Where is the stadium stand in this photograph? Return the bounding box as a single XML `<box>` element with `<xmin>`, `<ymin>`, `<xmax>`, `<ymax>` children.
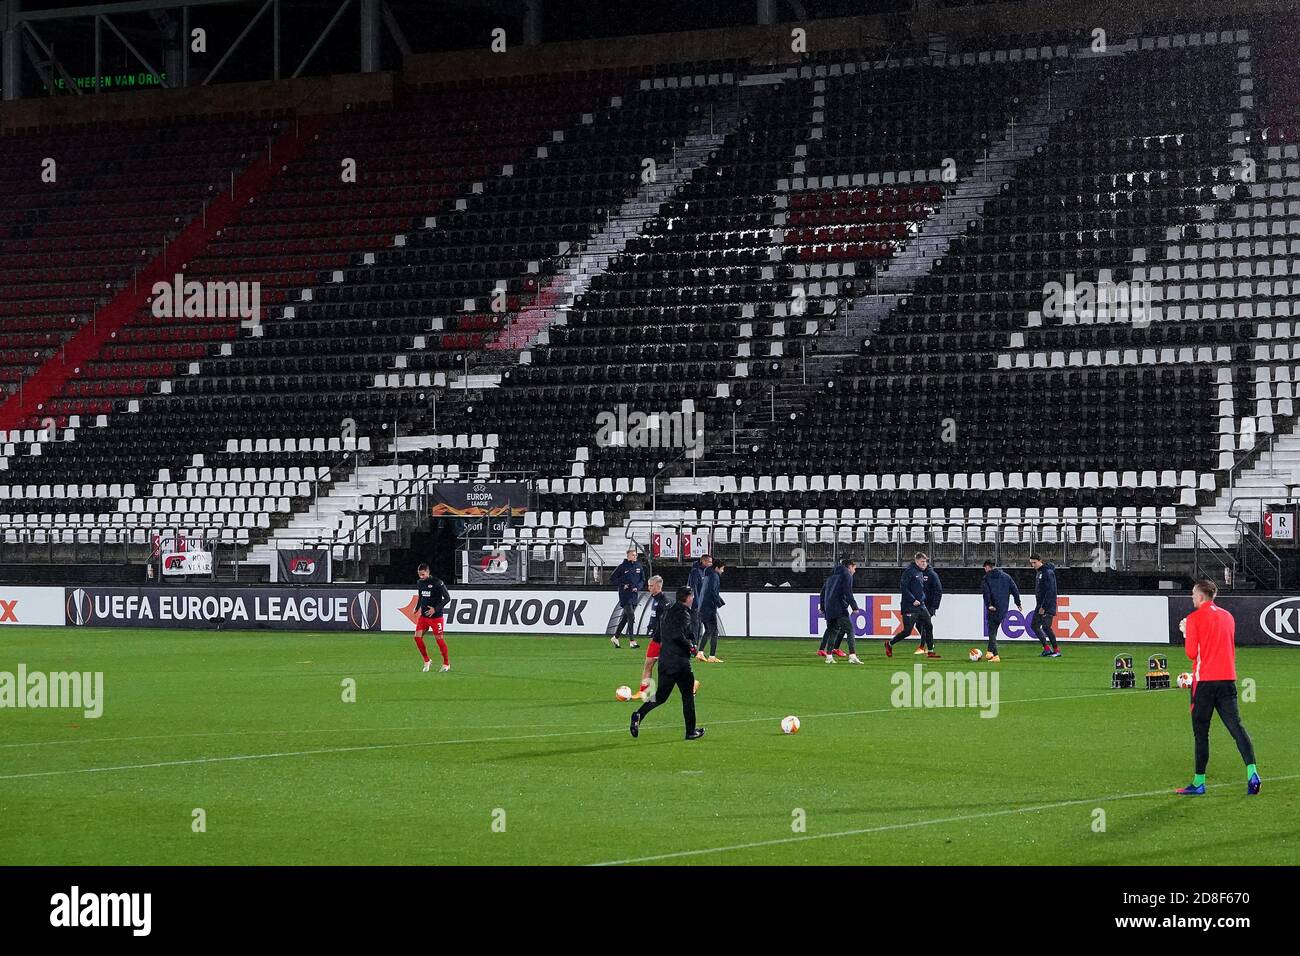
<box><xmin>2</xmin><ymin>5</ymin><xmax>1299</xmax><ymax>590</ymax></box>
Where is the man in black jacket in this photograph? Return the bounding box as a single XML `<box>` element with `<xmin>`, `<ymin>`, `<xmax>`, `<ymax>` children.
<box><xmin>696</xmin><ymin>560</ymin><xmax>726</xmax><ymax>663</ymax></box>
<box><xmin>980</xmin><ymin>559</ymin><xmax>1022</xmax><ymax>662</ymax></box>
<box><xmin>885</xmin><ymin>552</ymin><xmax>942</xmax><ymax>659</ymax></box>
<box><xmin>687</xmin><ymin>554</ymin><xmax>712</xmax><ymax>648</ymax></box>
<box><xmin>1029</xmin><ymin>554</ymin><xmax>1062</xmax><ymax>657</ymax></box>
<box><xmin>630</xmin><ymin>586</ymin><xmax>705</xmax><ymax>741</ymax></box>
<box><xmin>610</xmin><ymin>548</ymin><xmax>646</xmax><ymax>649</ymax></box>
<box><xmin>819</xmin><ymin>557</ymin><xmax>862</xmax><ymax>663</ymax></box>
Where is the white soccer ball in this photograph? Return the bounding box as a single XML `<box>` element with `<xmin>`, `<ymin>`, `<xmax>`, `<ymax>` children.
<box><xmin>781</xmin><ymin>715</ymin><xmax>801</xmax><ymax>735</ymax></box>
<box><xmin>968</xmin><ymin>648</ymin><xmax>983</xmax><ymax>662</ymax></box>
<box><xmin>615</xmin><ymin>685</ymin><xmax>633</xmax><ymax>701</ymax></box>
<box><xmin>1177</xmin><ymin>673</ymin><xmax>1193</xmax><ymax>689</ymax></box>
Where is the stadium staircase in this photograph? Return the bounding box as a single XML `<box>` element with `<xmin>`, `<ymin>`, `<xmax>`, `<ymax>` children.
<box><xmin>1175</xmin><ymin>434</ymin><xmax>1300</xmax><ymax>546</ymax></box>
<box><xmin>718</xmin><ymin>54</ymin><xmax>1105</xmax><ymax>448</ymax></box>
<box><xmin>491</xmin><ymin>92</ymin><xmax>755</xmax><ymax>353</ymax></box>
<box><xmin>242</xmin><ymin>432</ymin><xmax>500</xmax><ymax>578</ymax></box>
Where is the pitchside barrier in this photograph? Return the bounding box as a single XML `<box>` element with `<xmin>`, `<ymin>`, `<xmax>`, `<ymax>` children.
<box><xmin>0</xmin><ymin>585</ymin><xmax>1295</xmax><ymax>648</ymax></box>
<box><xmin>1167</xmin><ymin>594</ymin><xmax>1300</xmax><ymax>647</ymax></box>
<box><xmin>59</xmin><ymin>586</ymin><xmax>381</xmax><ymax>631</ymax></box>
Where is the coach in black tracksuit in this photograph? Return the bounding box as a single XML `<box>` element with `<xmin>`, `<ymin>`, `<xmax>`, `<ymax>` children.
<box><xmin>630</xmin><ymin>586</ymin><xmax>705</xmax><ymax>741</ymax></box>
<box><xmin>981</xmin><ymin>560</ymin><xmax>1022</xmax><ymax>657</ymax></box>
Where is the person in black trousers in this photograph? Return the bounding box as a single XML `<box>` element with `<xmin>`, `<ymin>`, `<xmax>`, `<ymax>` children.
<box><xmin>630</xmin><ymin>586</ymin><xmax>705</xmax><ymax>741</ymax></box>
<box><xmin>980</xmin><ymin>559</ymin><xmax>1022</xmax><ymax>662</ymax></box>
<box><xmin>884</xmin><ymin>552</ymin><xmax>942</xmax><ymax>659</ymax></box>
<box><xmin>687</xmin><ymin>554</ymin><xmax>711</xmax><ymax>648</ymax></box>
<box><xmin>819</xmin><ymin>557</ymin><xmax>862</xmax><ymax>663</ymax></box>
<box><xmin>609</xmin><ymin>547</ymin><xmax>645</xmax><ymax>649</ymax></box>
<box><xmin>1175</xmin><ymin>580</ymin><xmax>1261</xmax><ymax>796</ymax></box>
<box><xmin>1028</xmin><ymin>553</ymin><xmax>1061</xmax><ymax>657</ymax></box>
<box><xmin>696</xmin><ymin>560</ymin><xmax>726</xmax><ymax>662</ymax></box>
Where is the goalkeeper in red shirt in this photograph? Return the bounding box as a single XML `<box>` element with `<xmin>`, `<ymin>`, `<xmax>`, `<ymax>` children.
<box><xmin>1175</xmin><ymin>580</ymin><xmax>1260</xmax><ymax>795</ymax></box>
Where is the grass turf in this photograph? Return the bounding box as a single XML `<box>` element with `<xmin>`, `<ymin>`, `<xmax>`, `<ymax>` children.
<box><xmin>0</xmin><ymin>627</ymin><xmax>1295</xmax><ymax>865</ymax></box>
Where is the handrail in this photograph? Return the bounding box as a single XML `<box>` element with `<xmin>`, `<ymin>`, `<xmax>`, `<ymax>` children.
<box><xmin>526</xmin><ymin>512</ymin><xmax>1168</xmax><ymax>575</ymax></box>
<box><xmin>1235</xmin><ymin>518</ymin><xmax>1282</xmax><ymax>590</ymax></box>
<box><xmin>321</xmin><ymin>464</ymin><xmax>540</xmax><ymax>576</ymax></box>
<box><xmin>585</xmin><ymin>546</ymin><xmax>606</xmax><ymax>585</ymax></box>
<box><xmin>650</xmin><ymin>446</ymin><xmax>701</xmax><ymax>514</ymax></box>
<box><xmin>1227</xmin><ymin>431</ymin><xmax>1277</xmax><ymax>490</ymax></box>
<box><xmin>614</xmin><ymin>513</ymin><xmax>1171</xmax><ymax>530</ymax></box>
<box><xmin>1227</xmin><ymin>494</ymin><xmax>1300</xmax><ymax>524</ymax></box>
<box><xmin>1189</xmin><ymin>518</ymin><xmax>1236</xmax><ymax>587</ymax></box>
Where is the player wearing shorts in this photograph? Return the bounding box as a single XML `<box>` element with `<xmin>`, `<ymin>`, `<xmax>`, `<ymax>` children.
<box><xmin>414</xmin><ymin>563</ymin><xmax>451</xmax><ymax>673</ymax></box>
<box><xmin>629</xmin><ymin>586</ymin><xmax>705</xmax><ymax>742</ymax></box>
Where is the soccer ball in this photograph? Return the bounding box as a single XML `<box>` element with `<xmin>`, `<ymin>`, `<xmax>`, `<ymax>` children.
<box><xmin>968</xmin><ymin>648</ymin><xmax>983</xmax><ymax>662</ymax></box>
<box><xmin>1177</xmin><ymin>673</ymin><xmax>1193</xmax><ymax>689</ymax></box>
<box><xmin>781</xmin><ymin>715</ymin><xmax>801</xmax><ymax>735</ymax></box>
<box><xmin>615</xmin><ymin>685</ymin><xmax>633</xmax><ymax>701</ymax></box>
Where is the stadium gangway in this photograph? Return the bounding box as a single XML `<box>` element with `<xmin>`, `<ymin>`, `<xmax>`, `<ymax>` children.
<box><xmin>268</xmin><ymin>466</ymin><xmax>542</xmax><ymax>582</ymax></box>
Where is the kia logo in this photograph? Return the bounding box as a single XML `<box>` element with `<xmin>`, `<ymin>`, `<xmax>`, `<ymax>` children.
<box><xmin>349</xmin><ymin>591</ymin><xmax>379</xmax><ymax>631</ymax></box>
<box><xmin>66</xmin><ymin>588</ymin><xmax>93</xmax><ymax>626</ymax></box>
<box><xmin>1259</xmin><ymin>597</ymin><xmax>1300</xmax><ymax>645</ymax></box>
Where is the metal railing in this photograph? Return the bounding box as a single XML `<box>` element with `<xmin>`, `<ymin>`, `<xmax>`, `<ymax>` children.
<box><xmin>292</xmin><ymin>467</ymin><xmax>540</xmax><ymax>581</ymax></box>
<box><xmin>1190</xmin><ymin>519</ymin><xmax>1236</xmax><ymax>590</ymax></box>
<box><xmin>1236</xmin><ymin>517</ymin><xmax>1283</xmax><ymax>590</ymax></box>
<box><xmin>1227</xmin><ymin>495</ymin><xmax>1300</xmax><ymax>525</ymax></box>
<box><xmin>1227</xmin><ymin>431</ymin><xmax>1277</xmax><ymax>490</ymax></box>
<box><xmin>597</xmin><ymin>514</ymin><xmax>1170</xmax><ymax>572</ymax></box>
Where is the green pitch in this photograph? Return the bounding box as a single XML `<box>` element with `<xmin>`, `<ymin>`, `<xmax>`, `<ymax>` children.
<box><xmin>0</xmin><ymin>628</ymin><xmax>1295</xmax><ymax>865</ymax></box>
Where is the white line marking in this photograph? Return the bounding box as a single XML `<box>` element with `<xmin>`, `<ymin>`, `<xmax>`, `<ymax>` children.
<box><xmin>0</xmin><ymin>689</ymin><xmax>1138</xmax><ymax>781</ymax></box>
<box><xmin>0</xmin><ymin>725</ymin><xmax>441</xmax><ymax>750</ymax></box>
<box><xmin>588</xmin><ymin>774</ymin><xmax>1300</xmax><ymax>866</ymax></box>
<box><xmin>0</xmin><ymin>690</ymin><xmax>1123</xmax><ymax>753</ymax></box>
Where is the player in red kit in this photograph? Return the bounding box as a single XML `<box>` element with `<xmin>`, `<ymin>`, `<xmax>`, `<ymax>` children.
<box><xmin>1175</xmin><ymin>579</ymin><xmax>1260</xmax><ymax>795</ymax></box>
<box><xmin>414</xmin><ymin>563</ymin><xmax>451</xmax><ymax>673</ymax></box>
